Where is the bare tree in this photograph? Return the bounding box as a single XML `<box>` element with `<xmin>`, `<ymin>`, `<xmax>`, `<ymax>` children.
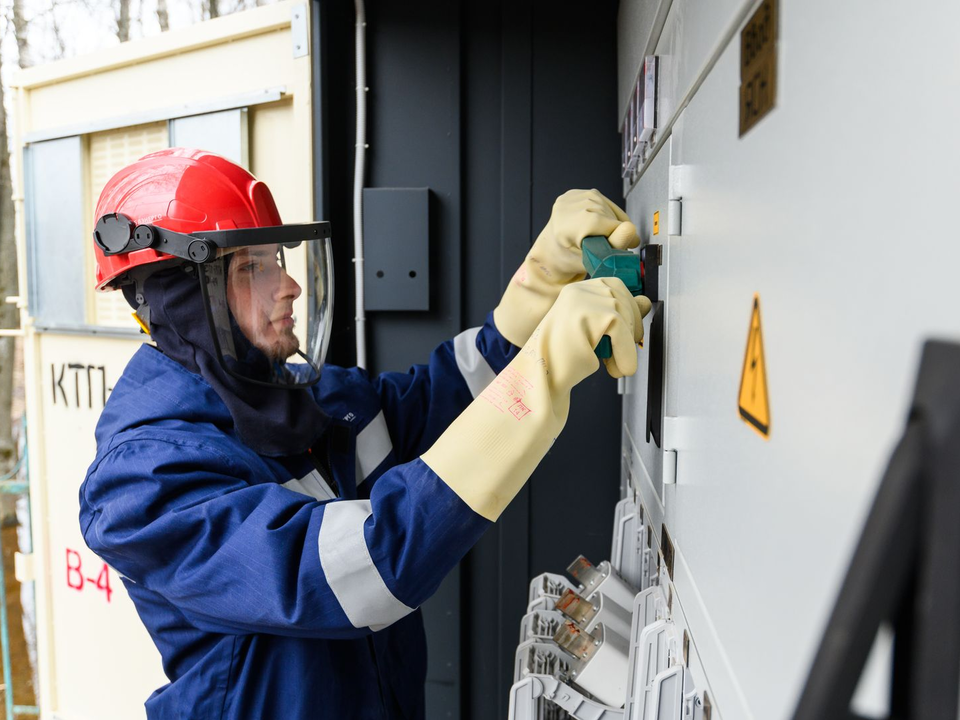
<box><xmin>117</xmin><ymin>0</ymin><xmax>131</xmax><ymax>42</ymax></box>
<box><xmin>205</xmin><ymin>0</ymin><xmax>220</xmax><ymax>19</ymax></box>
<box><xmin>12</xmin><ymin>0</ymin><xmax>30</xmax><ymax>68</ymax></box>
<box><xmin>0</xmin><ymin>35</ymin><xmax>19</xmax><ymax>471</ymax></box>
<box><xmin>156</xmin><ymin>0</ymin><xmax>170</xmax><ymax>31</ymax></box>
<box><xmin>50</xmin><ymin>6</ymin><xmax>67</xmax><ymax>58</ymax></box>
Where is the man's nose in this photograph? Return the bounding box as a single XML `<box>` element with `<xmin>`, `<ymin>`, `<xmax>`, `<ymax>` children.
<box><xmin>275</xmin><ymin>268</ymin><xmax>302</xmax><ymax>301</ymax></box>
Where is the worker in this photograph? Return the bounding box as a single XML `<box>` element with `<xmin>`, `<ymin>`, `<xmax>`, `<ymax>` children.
<box><xmin>79</xmin><ymin>148</ymin><xmax>650</xmax><ymax>719</ymax></box>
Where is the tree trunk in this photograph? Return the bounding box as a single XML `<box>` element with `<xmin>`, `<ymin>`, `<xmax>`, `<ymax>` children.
<box><xmin>117</xmin><ymin>0</ymin><xmax>131</xmax><ymax>42</ymax></box>
<box><xmin>156</xmin><ymin>0</ymin><xmax>170</xmax><ymax>31</ymax></box>
<box><xmin>207</xmin><ymin>0</ymin><xmax>220</xmax><ymax>20</ymax></box>
<box><xmin>0</xmin><ymin>47</ymin><xmax>18</xmax><ymax>473</ymax></box>
<box><xmin>12</xmin><ymin>0</ymin><xmax>29</xmax><ymax>68</ymax></box>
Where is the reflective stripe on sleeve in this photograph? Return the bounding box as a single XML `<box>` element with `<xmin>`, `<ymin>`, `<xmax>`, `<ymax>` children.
<box><xmin>453</xmin><ymin>326</ymin><xmax>496</xmax><ymax>399</ymax></box>
<box><xmin>317</xmin><ymin>499</ymin><xmax>415</xmax><ymax>631</ymax></box>
<box><xmin>356</xmin><ymin>411</ymin><xmax>393</xmax><ymax>485</ymax></box>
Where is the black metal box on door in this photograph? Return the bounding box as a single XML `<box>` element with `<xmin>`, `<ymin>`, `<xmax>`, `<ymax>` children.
<box><xmin>362</xmin><ymin>187</ymin><xmax>431</xmax><ymax>311</ymax></box>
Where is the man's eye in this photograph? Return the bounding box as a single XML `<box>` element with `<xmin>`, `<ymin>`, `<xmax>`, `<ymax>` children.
<box><xmin>238</xmin><ymin>262</ymin><xmax>260</xmax><ymax>273</ymax></box>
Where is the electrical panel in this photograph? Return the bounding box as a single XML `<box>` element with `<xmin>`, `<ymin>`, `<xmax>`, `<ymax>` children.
<box><xmin>508</xmin><ymin>489</ymin><xmax>711</xmax><ymax>720</ymax></box>
<box><xmin>603</xmin><ymin>0</ymin><xmax>960</xmax><ymax>717</ymax></box>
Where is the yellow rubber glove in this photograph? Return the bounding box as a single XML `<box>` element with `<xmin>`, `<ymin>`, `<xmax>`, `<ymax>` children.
<box><xmin>493</xmin><ymin>189</ymin><xmax>640</xmax><ymax>348</ymax></box>
<box><xmin>423</xmin><ymin>278</ymin><xmax>652</xmax><ymax>521</ymax></box>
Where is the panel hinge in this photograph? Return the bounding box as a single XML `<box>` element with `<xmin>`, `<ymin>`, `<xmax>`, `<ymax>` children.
<box><xmin>668</xmin><ymin>198</ymin><xmax>682</xmax><ymax>236</ymax></box>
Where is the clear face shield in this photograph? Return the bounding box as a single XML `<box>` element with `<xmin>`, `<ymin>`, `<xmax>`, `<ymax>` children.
<box><xmin>198</xmin><ymin>236</ymin><xmax>334</xmax><ymax>387</ymax></box>
<box><xmin>94</xmin><ymin>215</ymin><xmax>334</xmax><ymax>388</ymax></box>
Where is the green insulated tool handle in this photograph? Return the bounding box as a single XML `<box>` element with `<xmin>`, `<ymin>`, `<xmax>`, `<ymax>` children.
<box><xmin>581</xmin><ymin>235</ymin><xmax>644</xmax><ymax>359</ymax></box>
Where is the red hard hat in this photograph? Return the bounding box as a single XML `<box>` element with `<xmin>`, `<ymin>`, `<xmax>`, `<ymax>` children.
<box><xmin>93</xmin><ymin>148</ymin><xmax>283</xmax><ymax>291</ymax></box>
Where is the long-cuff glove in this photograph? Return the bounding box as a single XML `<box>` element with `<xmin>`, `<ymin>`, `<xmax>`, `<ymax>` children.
<box><xmin>493</xmin><ymin>189</ymin><xmax>640</xmax><ymax>348</ymax></box>
<box><xmin>424</xmin><ymin>278</ymin><xmax>653</xmax><ymax>521</ymax></box>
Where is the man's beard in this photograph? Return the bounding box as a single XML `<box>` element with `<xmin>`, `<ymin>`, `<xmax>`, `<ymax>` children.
<box><xmin>269</xmin><ymin>329</ymin><xmax>301</xmax><ymax>362</ymax></box>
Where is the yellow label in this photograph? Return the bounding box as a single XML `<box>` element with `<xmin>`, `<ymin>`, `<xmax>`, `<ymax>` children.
<box><xmin>653</xmin><ymin>211</ymin><xmax>660</xmax><ymax>235</ymax></box>
<box><xmin>738</xmin><ymin>295</ymin><xmax>770</xmax><ymax>438</ymax></box>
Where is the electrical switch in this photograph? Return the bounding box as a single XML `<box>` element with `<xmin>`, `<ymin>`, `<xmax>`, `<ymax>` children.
<box><xmin>567</xmin><ymin>555</ymin><xmax>638</xmax><ymax>613</ymax></box>
<box><xmin>553</xmin><ymin>621</ymin><xmax>630</xmax><ymax>708</ymax></box>
<box><xmin>555</xmin><ymin>588</ymin><xmax>633</xmax><ymax>641</ymax></box>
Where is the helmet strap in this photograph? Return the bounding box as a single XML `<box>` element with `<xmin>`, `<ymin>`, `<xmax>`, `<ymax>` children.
<box><xmin>125</xmin><ymin>268</ymin><xmax>155</xmax><ymax>335</ymax></box>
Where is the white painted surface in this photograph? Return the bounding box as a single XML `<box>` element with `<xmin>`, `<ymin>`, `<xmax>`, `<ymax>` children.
<box><xmin>34</xmin><ymin>334</ymin><xmax>161</xmax><ymax>719</ymax></box>
<box><xmin>619</xmin><ymin>1</ymin><xmax>960</xmax><ymax>718</ymax></box>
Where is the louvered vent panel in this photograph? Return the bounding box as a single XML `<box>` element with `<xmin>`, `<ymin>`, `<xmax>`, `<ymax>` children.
<box><xmin>88</xmin><ymin>123</ymin><xmax>168</xmax><ymax>327</ymax></box>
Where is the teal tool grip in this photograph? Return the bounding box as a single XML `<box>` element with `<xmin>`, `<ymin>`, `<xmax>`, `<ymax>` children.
<box><xmin>581</xmin><ymin>235</ymin><xmax>644</xmax><ymax>359</ymax></box>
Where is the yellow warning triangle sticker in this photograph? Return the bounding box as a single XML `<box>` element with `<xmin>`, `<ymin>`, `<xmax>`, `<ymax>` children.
<box><xmin>738</xmin><ymin>294</ymin><xmax>770</xmax><ymax>439</ymax></box>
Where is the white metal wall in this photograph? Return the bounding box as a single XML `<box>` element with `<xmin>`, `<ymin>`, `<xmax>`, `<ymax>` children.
<box><xmin>618</xmin><ymin>1</ymin><xmax>960</xmax><ymax>718</ymax></box>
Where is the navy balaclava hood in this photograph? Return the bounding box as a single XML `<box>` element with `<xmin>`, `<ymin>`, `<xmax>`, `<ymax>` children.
<box><xmin>124</xmin><ymin>264</ymin><xmax>330</xmax><ymax>457</ymax></box>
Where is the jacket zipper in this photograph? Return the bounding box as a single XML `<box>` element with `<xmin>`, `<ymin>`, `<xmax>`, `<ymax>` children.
<box><xmin>307</xmin><ymin>441</ymin><xmax>339</xmax><ymax>497</ymax></box>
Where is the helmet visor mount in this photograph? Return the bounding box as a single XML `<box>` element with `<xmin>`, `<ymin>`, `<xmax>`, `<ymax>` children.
<box><xmin>95</xmin><ymin>215</ymin><xmax>333</xmax><ymax>388</ymax></box>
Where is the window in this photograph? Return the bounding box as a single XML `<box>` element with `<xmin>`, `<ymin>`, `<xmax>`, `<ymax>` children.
<box><xmin>24</xmin><ymin>109</ymin><xmax>250</xmax><ymax>332</ymax></box>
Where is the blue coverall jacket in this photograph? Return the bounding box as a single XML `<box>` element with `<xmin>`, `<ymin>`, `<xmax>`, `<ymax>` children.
<box><xmin>79</xmin><ymin>315</ymin><xmax>517</xmax><ymax>719</ymax></box>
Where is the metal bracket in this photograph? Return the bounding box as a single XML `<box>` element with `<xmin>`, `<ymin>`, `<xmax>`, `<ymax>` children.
<box><xmin>291</xmin><ymin>4</ymin><xmax>309</xmax><ymax>58</ymax></box>
<box><xmin>662</xmin><ymin>417</ymin><xmax>687</xmax><ymax>486</ymax></box>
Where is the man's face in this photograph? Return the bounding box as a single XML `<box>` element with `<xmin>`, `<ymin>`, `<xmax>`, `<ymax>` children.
<box><xmin>226</xmin><ymin>245</ymin><xmax>302</xmax><ymax>361</ymax></box>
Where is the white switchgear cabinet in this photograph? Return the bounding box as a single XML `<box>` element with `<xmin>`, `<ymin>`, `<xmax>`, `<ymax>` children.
<box><xmin>510</xmin><ymin>0</ymin><xmax>960</xmax><ymax>718</ymax></box>
<box><xmin>11</xmin><ymin>4</ymin><xmax>316</xmax><ymax>716</ymax></box>
<box><xmin>620</xmin><ymin>0</ymin><xmax>960</xmax><ymax>718</ymax></box>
